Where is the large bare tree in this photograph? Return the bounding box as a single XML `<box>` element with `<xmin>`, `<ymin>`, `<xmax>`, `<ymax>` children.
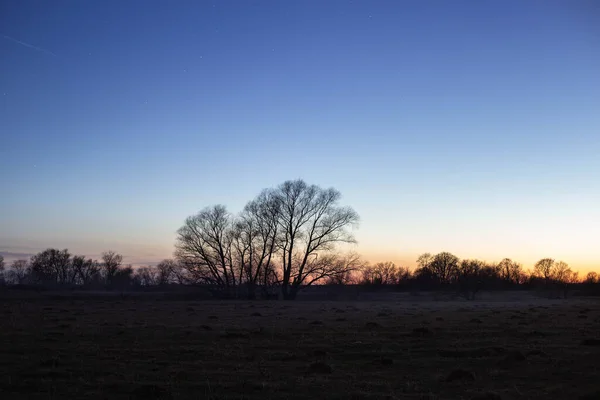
<box><xmin>271</xmin><ymin>180</ymin><xmax>359</xmax><ymax>299</ymax></box>
<box><xmin>232</xmin><ymin>190</ymin><xmax>281</xmax><ymax>299</ymax></box>
<box><xmin>175</xmin><ymin>205</ymin><xmax>239</xmax><ymax>296</ymax></box>
<box><xmin>175</xmin><ymin>180</ymin><xmax>359</xmax><ymax>299</ymax></box>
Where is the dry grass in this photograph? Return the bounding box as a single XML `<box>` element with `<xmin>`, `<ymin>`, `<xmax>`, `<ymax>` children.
<box><xmin>1</xmin><ymin>295</ymin><xmax>600</xmax><ymax>399</ymax></box>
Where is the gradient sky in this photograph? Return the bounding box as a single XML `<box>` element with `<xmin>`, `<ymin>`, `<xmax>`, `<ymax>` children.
<box><xmin>1</xmin><ymin>1</ymin><xmax>599</xmax><ymax>272</ymax></box>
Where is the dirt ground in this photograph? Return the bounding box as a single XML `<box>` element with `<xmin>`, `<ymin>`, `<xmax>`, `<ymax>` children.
<box><xmin>1</xmin><ymin>295</ymin><xmax>600</xmax><ymax>399</ymax></box>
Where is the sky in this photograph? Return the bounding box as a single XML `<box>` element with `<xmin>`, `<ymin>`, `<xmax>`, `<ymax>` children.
<box><xmin>1</xmin><ymin>1</ymin><xmax>599</xmax><ymax>272</ymax></box>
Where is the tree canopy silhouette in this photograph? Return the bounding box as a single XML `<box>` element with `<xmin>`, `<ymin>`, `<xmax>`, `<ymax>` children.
<box><xmin>175</xmin><ymin>179</ymin><xmax>359</xmax><ymax>299</ymax></box>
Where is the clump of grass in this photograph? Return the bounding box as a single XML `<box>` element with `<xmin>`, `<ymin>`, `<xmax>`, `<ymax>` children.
<box><xmin>130</xmin><ymin>384</ymin><xmax>172</xmax><ymax>400</ymax></box>
<box><xmin>471</xmin><ymin>391</ymin><xmax>502</xmax><ymax>400</ymax></box>
<box><xmin>365</xmin><ymin>322</ymin><xmax>380</xmax><ymax>329</ymax></box>
<box><xmin>251</xmin><ymin>312</ymin><xmax>262</xmax><ymax>317</ymax></box>
<box><xmin>411</xmin><ymin>327</ymin><xmax>432</xmax><ymax>337</ymax></box>
<box><xmin>526</xmin><ymin>349</ymin><xmax>548</xmax><ymax>357</ymax></box>
<box><xmin>379</xmin><ymin>357</ymin><xmax>394</xmax><ymax>366</ymax></box>
<box><xmin>470</xmin><ymin>318</ymin><xmax>483</xmax><ymax>324</ymax></box>
<box><xmin>309</xmin><ymin>320</ymin><xmax>323</xmax><ymax>325</ymax></box>
<box><xmin>438</xmin><ymin>347</ymin><xmax>504</xmax><ymax>358</ymax></box>
<box><xmin>526</xmin><ymin>330</ymin><xmax>547</xmax><ymax>337</ymax></box>
<box><xmin>445</xmin><ymin>368</ymin><xmax>475</xmax><ymax>382</ymax></box>
<box><xmin>312</xmin><ymin>349</ymin><xmax>328</xmax><ymax>357</ymax></box>
<box><xmin>497</xmin><ymin>350</ymin><xmax>527</xmax><ymax>368</ymax></box>
<box><xmin>220</xmin><ymin>331</ymin><xmax>250</xmax><ymax>339</ymax></box>
<box><xmin>39</xmin><ymin>356</ymin><xmax>60</xmax><ymax>368</ymax></box>
<box><xmin>279</xmin><ymin>352</ymin><xmax>298</xmax><ymax>361</ymax></box>
<box><xmin>307</xmin><ymin>361</ymin><xmax>332</xmax><ymax>374</ymax></box>
<box><xmin>207</xmin><ymin>315</ymin><xmax>218</xmax><ymax>320</ymax></box>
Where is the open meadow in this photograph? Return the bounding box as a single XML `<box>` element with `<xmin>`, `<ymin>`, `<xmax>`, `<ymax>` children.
<box><xmin>2</xmin><ymin>294</ymin><xmax>600</xmax><ymax>400</ymax></box>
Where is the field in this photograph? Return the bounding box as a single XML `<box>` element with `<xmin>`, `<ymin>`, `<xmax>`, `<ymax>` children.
<box><xmin>2</xmin><ymin>293</ymin><xmax>600</xmax><ymax>399</ymax></box>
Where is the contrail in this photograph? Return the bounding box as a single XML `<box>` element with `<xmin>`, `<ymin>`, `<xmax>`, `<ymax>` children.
<box><xmin>2</xmin><ymin>34</ymin><xmax>57</xmax><ymax>57</ymax></box>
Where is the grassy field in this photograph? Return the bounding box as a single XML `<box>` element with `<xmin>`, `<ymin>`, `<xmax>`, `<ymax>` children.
<box><xmin>1</xmin><ymin>295</ymin><xmax>600</xmax><ymax>399</ymax></box>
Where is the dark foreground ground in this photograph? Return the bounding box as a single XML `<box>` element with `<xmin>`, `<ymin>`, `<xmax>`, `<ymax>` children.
<box><xmin>1</xmin><ymin>294</ymin><xmax>600</xmax><ymax>400</ymax></box>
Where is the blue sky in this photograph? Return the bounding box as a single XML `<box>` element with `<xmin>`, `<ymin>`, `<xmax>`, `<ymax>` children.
<box><xmin>1</xmin><ymin>1</ymin><xmax>599</xmax><ymax>271</ymax></box>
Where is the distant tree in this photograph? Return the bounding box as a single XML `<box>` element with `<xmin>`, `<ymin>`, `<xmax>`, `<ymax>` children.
<box><xmin>271</xmin><ymin>180</ymin><xmax>359</xmax><ymax>300</ymax></box>
<box><xmin>516</xmin><ymin>269</ymin><xmax>531</xmax><ymax>285</ymax></box>
<box><xmin>7</xmin><ymin>260</ymin><xmax>29</xmax><ymax>284</ymax></box>
<box><xmin>416</xmin><ymin>253</ymin><xmax>433</xmax><ymax>270</ymax></box>
<box><xmin>155</xmin><ymin>260</ymin><xmax>174</xmax><ymax>285</ymax></box>
<box><xmin>413</xmin><ymin>265</ymin><xmax>437</xmax><ymax>288</ymax></box>
<box><xmin>135</xmin><ymin>266</ymin><xmax>159</xmax><ymax>286</ymax></box>
<box><xmin>497</xmin><ymin>258</ymin><xmax>523</xmax><ymax>286</ymax></box>
<box><xmin>0</xmin><ymin>254</ymin><xmax>4</xmax><ymax>272</ymax></box>
<box><xmin>156</xmin><ymin>259</ymin><xmax>186</xmax><ymax>284</ymax></box>
<box><xmin>112</xmin><ymin>265</ymin><xmax>134</xmax><ymax>289</ymax></box>
<box><xmin>359</xmin><ymin>261</ymin><xmax>410</xmax><ymax>286</ymax></box>
<box><xmin>553</xmin><ymin>261</ymin><xmax>572</xmax><ymax>282</ymax></box>
<box><xmin>72</xmin><ymin>255</ymin><xmax>101</xmax><ymax>285</ymax></box>
<box><xmin>29</xmin><ymin>249</ymin><xmax>72</xmax><ymax>284</ymax></box>
<box><xmin>585</xmin><ymin>271</ymin><xmax>598</xmax><ymax>284</ymax></box>
<box><xmin>376</xmin><ymin>262</ymin><xmax>403</xmax><ymax>285</ymax></box>
<box><xmin>429</xmin><ymin>252</ymin><xmax>460</xmax><ymax>285</ymax></box>
<box><xmin>455</xmin><ymin>259</ymin><xmax>486</xmax><ymax>300</ymax></box>
<box><xmin>553</xmin><ymin>261</ymin><xmax>578</xmax><ymax>298</ymax></box>
<box><xmin>532</xmin><ymin>258</ymin><xmax>579</xmax><ymax>298</ymax></box>
<box><xmin>533</xmin><ymin>258</ymin><xmax>555</xmax><ymax>284</ymax></box>
<box><xmin>101</xmin><ymin>251</ymin><xmax>123</xmax><ymax>285</ymax></box>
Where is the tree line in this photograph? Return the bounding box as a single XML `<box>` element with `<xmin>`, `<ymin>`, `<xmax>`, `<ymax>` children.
<box><xmin>347</xmin><ymin>254</ymin><xmax>590</xmax><ymax>299</ymax></box>
<box><xmin>1</xmin><ymin>249</ymin><xmax>596</xmax><ymax>299</ymax></box>
<box><xmin>1</xmin><ymin>180</ymin><xmax>597</xmax><ymax>299</ymax></box>
<box><xmin>0</xmin><ymin>250</ymin><xmax>178</xmax><ymax>289</ymax></box>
